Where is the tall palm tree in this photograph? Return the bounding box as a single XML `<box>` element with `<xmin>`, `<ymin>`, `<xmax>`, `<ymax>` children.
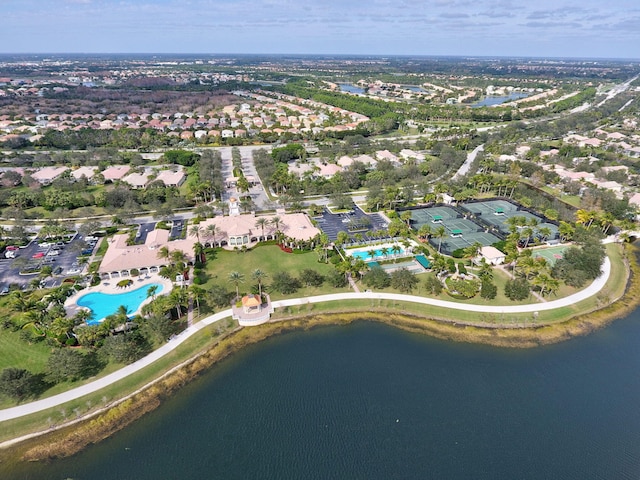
<box><xmin>157</xmin><ymin>245</ymin><xmax>170</xmax><ymax>264</ymax></box>
<box><xmin>189</xmin><ymin>285</ymin><xmax>205</xmax><ymax>316</ymax></box>
<box><xmin>380</xmin><ymin>247</ymin><xmax>390</xmax><ymax>259</ymax></box>
<box><xmin>169</xmin><ymin>288</ymin><xmax>188</xmax><ymax>319</ymax></box>
<box><xmin>251</xmin><ymin>269</ymin><xmax>268</xmax><ymax>297</ymax></box>
<box><xmin>193</xmin><ymin>242</ymin><xmax>205</xmax><ymax>264</ymax></box>
<box><xmin>189</xmin><ymin>225</ymin><xmax>202</xmax><ymax>242</ymax></box>
<box><xmin>270</xmin><ymin>216</ymin><xmax>282</xmax><ymax>235</ymax></box>
<box><xmin>228</xmin><ymin>271</ymin><xmax>245</xmax><ymax>300</ymax></box>
<box><xmin>558</xmin><ymin>221</ymin><xmax>574</xmax><ymax>242</ymax></box>
<box><xmin>434</xmin><ymin>225</ymin><xmax>447</xmax><ymax>253</ymax></box>
<box><xmin>391</xmin><ymin>244</ymin><xmax>402</xmax><ymax>258</ymax></box>
<box><xmin>170</xmin><ymin>249</ymin><xmax>188</xmax><ymax>271</ymax></box>
<box><xmin>255</xmin><ymin>217</ymin><xmax>269</xmax><ymax>241</ymax></box>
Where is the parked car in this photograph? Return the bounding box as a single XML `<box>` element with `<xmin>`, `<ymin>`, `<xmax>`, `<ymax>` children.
<box><xmin>81</xmin><ymin>249</ymin><xmax>94</xmax><ymax>256</ymax></box>
<box><xmin>46</xmin><ymin>250</ymin><xmax>60</xmax><ymax>257</ymax></box>
<box><xmin>53</xmin><ymin>266</ymin><xmax>63</xmax><ymax>275</ymax></box>
<box><xmin>32</xmin><ymin>252</ymin><xmax>45</xmax><ymax>259</ymax></box>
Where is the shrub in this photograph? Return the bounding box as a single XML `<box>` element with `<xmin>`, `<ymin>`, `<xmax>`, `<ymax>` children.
<box><xmin>480</xmin><ymin>279</ymin><xmax>497</xmax><ymax>300</ymax></box>
<box><xmin>505</xmin><ymin>278</ymin><xmax>530</xmax><ymax>301</ymax></box>
<box><xmin>363</xmin><ymin>267</ymin><xmax>391</xmax><ymax>289</ymax></box>
<box><xmin>457</xmin><ymin>262</ymin><xmax>468</xmax><ymax>275</ymax></box>
<box><xmin>452</xmin><ymin>248</ymin><xmax>465</xmax><ymax>258</ymax></box>
<box><xmin>130</xmin><ymin>268</ymin><xmax>140</xmax><ymax>277</ymax></box>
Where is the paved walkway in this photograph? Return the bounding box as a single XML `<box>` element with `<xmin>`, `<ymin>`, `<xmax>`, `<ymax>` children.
<box><xmin>0</xmin><ymin>257</ymin><xmax>611</xmax><ymax>423</ymax></box>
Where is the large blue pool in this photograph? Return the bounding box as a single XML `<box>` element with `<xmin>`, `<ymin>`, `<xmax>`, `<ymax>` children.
<box><xmin>349</xmin><ymin>247</ymin><xmax>405</xmax><ymax>261</ymax></box>
<box><xmin>77</xmin><ymin>283</ymin><xmax>164</xmax><ymax>325</ymax></box>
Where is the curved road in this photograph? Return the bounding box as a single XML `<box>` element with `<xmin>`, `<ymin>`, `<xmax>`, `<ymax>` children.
<box><xmin>0</xmin><ymin>257</ymin><xmax>611</xmax><ymax>423</ymax></box>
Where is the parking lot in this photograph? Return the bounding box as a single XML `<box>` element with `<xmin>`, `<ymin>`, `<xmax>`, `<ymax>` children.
<box><xmin>314</xmin><ymin>205</ymin><xmax>389</xmax><ymax>241</ymax></box>
<box><xmin>0</xmin><ymin>233</ymin><xmax>95</xmax><ymax>292</ymax></box>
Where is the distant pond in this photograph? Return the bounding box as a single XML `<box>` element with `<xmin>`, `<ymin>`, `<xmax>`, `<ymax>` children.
<box><xmin>472</xmin><ymin>91</ymin><xmax>530</xmax><ymax>107</ymax></box>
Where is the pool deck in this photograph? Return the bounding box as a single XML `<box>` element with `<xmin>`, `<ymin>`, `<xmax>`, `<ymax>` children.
<box><xmin>64</xmin><ymin>274</ymin><xmax>174</xmax><ymax>320</ymax></box>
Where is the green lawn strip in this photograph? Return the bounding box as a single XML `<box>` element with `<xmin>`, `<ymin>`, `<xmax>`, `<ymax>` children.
<box><xmin>0</xmin><ymin>330</ymin><xmax>51</xmax><ymax>374</ymax></box>
<box><xmin>0</xmin><ymin>320</ymin><xmax>236</xmax><ymax>444</ymax></box>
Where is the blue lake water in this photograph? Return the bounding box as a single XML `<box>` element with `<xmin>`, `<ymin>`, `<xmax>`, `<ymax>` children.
<box><xmin>76</xmin><ymin>283</ymin><xmax>163</xmax><ymax>324</ymax></box>
<box><xmin>338</xmin><ymin>83</ymin><xmax>365</xmax><ymax>94</ymax></box>
<box><xmin>7</xmin><ymin>311</ymin><xmax>640</xmax><ymax>479</ymax></box>
<box><xmin>473</xmin><ymin>92</ymin><xmax>530</xmax><ymax>107</ymax></box>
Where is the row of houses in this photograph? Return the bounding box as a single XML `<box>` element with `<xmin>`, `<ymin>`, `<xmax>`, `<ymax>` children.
<box><xmin>0</xmin><ymin>164</ymin><xmax>186</xmax><ymax>188</ymax></box>
<box><xmin>287</xmin><ymin>149</ymin><xmax>426</xmax><ymax>180</ymax></box>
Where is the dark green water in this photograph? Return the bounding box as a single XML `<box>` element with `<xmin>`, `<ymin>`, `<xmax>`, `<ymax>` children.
<box><xmin>6</xmin><ymin>314</ymin><xmax>640</xmax><ymax>480</ymax></box>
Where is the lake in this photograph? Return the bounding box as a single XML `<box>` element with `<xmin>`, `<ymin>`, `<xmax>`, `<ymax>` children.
<box><xmin>473</xmin><ymin>92</ymin><xmax>530</xmax><ymax>107</ymax></box>
<box><xmin>338</xmin><ymin>83</ymin><xmax>365</xmax><ymax>94</ymax></box>
<box><xmin>6</xmin><ymin>313</ymin><xmax>640</xmax><ymax>479</ymax></box>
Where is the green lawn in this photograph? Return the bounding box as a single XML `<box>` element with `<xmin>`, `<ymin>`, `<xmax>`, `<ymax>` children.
<box><xmin>202</xmin><ymin>245</ymin><xmax>352</xmax><ymax>300</ymax></box>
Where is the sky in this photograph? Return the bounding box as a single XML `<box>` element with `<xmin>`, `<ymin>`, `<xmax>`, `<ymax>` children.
<box><xmin>1</xmin><ymin>0</ymin><xmax>639</xmax><ymax>59</ymax></box>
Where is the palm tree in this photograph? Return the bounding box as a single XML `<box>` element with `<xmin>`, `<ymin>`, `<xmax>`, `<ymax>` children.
<box><xmin>391</xmin><ymin>244</ymin><xmax>402</xmax><ymax>258</ymax></box>
<box><xmin>205</xmin><ymin>223</ymin><xmax>219</xmax><ymax>247</ymax></box>
<box><xmin>537</xmin><ymin>226</ymin><xmax>552</xmax><ymax>243</ymax></box>
<box><xmin>189</xmin><ymin>225</ymin><xmax>202</xmax><ymax>242</ymax></box>
<box><xmin>193</xmin><ymin>242</ymin><xmax>205</xmax><ymax>264</ymax></box>
<box><xmin>558</xmin><ymin>221</ymin><xmax>575</xmax><ymax>242</ymax></box>
<box><xmin>380</xmin><ymin>247</ymin><xmax>390</xmax><ymax>259</ymax></box>
<box><xmin>367</xmin><ymin>249</ymin><xmax>377</xmax><ymax>261</ymax></box>
<box><xmin>251</xmin><ymin>269</ymin><xmax>268</xmax><ymax>297</ymax></box>
<box><xmin>170</xmin><ymin>249</ymin><xmax>188</xmax><ymax>271</ymax></box>
<box><xmin>189</xmin><ymin>285</ymin><xmax>205</xmax><ymax>316</ymax></box>
<box><xmin>157</xmin><ymin>245</ymin><xmax>170</xmax><ymax>264</ymax></box>
<box><xmin>521</xmin><ymin>226</ymin><xmax>534</xmax><ymax>248</ymax></box>
<box><xmin>434</xmin><ymin>225</ymin><xmax>447</xmax><ymax>253</ymax></box>
<box><xmin>146</xmin><ymin>285</ymin><xmax>159</xmax><ymax>301</ymax></box>
<box><xmin>228</xmin><ymin>271</ymin><xmax>245</xmax><ymax>300</ymax></box>
<box><xmin>255</xmin><ymin>217</ymin><xmax>269</xmax><ymax>241</ymax></box>
<box><xmin>270</xmin><ymin>216</ymin><xmax>282</xmax><ymax>235</ymax></box>
<box><xmin>169</xmin><ymin>288</ymin><xmax>188</xmax><ymax>319</ymax></box>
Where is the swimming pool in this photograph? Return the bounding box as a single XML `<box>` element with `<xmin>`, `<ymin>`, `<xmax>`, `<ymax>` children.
<box><xmin>77</xmin><ymin>283</ymin><xmax>164</xmax><ymax>325</ymax></box>
<box><xmin>348</xmin><ymin>246</ymin><xmax>405</xmax><ymax>261</ymax></box>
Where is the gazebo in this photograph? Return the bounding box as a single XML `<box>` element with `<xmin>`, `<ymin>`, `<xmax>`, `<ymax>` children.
<box><xmin>241</xmin><ymin>294</ymin><xmax>262</xmax><ymax>314</ymax></box>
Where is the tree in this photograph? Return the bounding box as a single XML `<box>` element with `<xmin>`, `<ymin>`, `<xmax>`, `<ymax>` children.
<box><xmin>424</xmin><ymin>275</ymin><xmax>443</xmax><ymax>295</ymax></box>
<box><xmin>270</xmin><ymin>216</ymin><xmax>282</xmax><ymax>234</ymax></box>
<box><xmin>434</xmin><ymin>225</ymin><xmax>447</xmax><ymax>253</ymax></box>
<box><xmin>189</xmin><ymin>225</ymin><xmax>202</xmax><ymax>242</ymax></box>
<box><xmin>326</xmin><ymin>269</ymin><xmax>348</xmax><ymax>288</ymax></box>
<box><xmin>255</xmin><ymin>217</ymin><xmax>269</xmax><ymax>241</ymax></box>
<box><xmin>504</xmin><ymin>277</ymin><xmax>530</xmax><ymax>301</ymax></box>
<box><xmin>480</xmin><ymin>279</ymin><xmax>497</xmax><ymax>300</ymax></box>
<box><xmin>100</xmin><ymin>331</ymin><xmax>151</xmax><ymax>364</ymax></box>
<box><xmin>300</xmin><ymin>269</ymin><xmax>324</xmax><ymax>287</ymax></box>
<box><xmin>189</xmin><ymin>285</ymin><xmax>206</xmax><ymax>316</ymax></box>
<box><xmin>362</xmin><ymin>267</ymin><xmax>391</xmax><ymax>289</ymax></box>
<box><xmin>271</xmin><ymin>271</ymin><xmax>301</xmax><ymax>294</ymax></box>
<box><xmin>205</xmin><ymin>223</ymin><xmax>219</xmax><ymax>247</ymax></box>
<box><xmin>251</xmin><ymin>269</ymin><xmax>268</xmax><ymax>297</ymax></box>
<box><xmin>0</xmin><ymin>368</ymin><xmax>39</xmax><ymax>401</ymax></box>
<box><xmin>228</xmin><ymin>271</ymin><xmax>245</xmax><ymax>299</ymax></box>
<box><xmin>46</xmin><ymin>348</ymin><xmax>88</xmax><ymax>383</ymax></box>
<box><xmin>390</xmin><ymin>268</ymin><xmax>418</xmax><ymax>293</ymax></box>
<box><xmin>209</xmin><ymin>285</ymin><xmax>233</xmax><ymax>308</ymax></box>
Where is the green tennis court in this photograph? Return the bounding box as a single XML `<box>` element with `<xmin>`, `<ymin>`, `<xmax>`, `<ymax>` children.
<box><xmin>532</xmin><ymin>245</ymin><xmax>568</xmax><ymax>266</ymax></box>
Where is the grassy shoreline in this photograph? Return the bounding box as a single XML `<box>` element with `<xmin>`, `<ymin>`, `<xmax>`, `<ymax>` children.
<box><xmin>1</xmin><ymin>243</ymin><xmax>638</xmax><ymax>463</ymax></box>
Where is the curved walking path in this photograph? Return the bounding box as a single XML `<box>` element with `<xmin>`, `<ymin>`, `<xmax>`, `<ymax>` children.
<box><xmin>0</xmin><ymin>257</ymin><xmax>611</xmax><ymax>423</ymax></box>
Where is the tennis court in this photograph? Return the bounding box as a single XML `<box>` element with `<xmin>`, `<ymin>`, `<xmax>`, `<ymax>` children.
<box><xmin>461</xmin><ymin>203</ymin><xmax>559</xmax><ymax>241</ymax></box>
<box><xmin>532</xmin><ymin>245</ymin><xmax>568</xmax><ymax>266</ymax></box>
<box><xmin>436</xmin><ymin>231</ymin><xmax>502</xmax><ymax>255</ymax></box>
<box><xmin>409</xmin><ymin>206</ymin><xmax>459</xmax><ymax>229</ymax></box>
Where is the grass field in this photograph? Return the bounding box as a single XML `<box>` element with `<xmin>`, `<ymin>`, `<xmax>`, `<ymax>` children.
<box><xmin>202</xmin><ymin>244</ymin><xmax>352</xmax><ymax>300</ymax></box>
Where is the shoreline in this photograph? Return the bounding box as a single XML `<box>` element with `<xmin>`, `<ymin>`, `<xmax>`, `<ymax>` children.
<box><xmin>1</xmin><ymin>244</ymin><xmax>638</xmax><ymax>462</ymax></box>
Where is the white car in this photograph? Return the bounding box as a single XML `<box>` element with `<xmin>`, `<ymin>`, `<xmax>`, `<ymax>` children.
<box><xmin>46</xmin><ymin>250</ymin><xmax>60</xmax><ymax>256</ymax></box>
<box><xmin>39</xmin><ymin>242</ymin><xmax>52</xmax><ymax>248</ymax></box>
